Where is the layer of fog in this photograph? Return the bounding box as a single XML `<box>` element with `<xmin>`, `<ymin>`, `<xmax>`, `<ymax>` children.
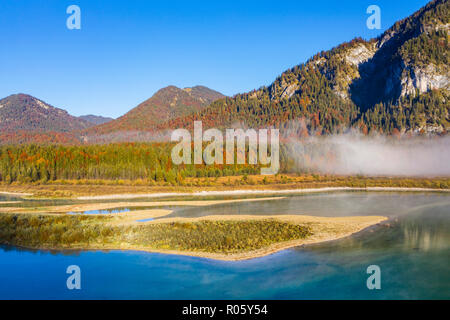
<box><xmin>286</xmin><ymin>134</ymin><xmax>450</xmax><ymax>177</ymax></box>
<box><xmin>83</xmin><ymin>122</ymin><xmax>450</xmax><ymax>177</ymax></box>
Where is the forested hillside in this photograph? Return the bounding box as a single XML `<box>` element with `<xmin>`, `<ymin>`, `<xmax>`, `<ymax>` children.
<box><xmin>0</xmin><ymin>86</ymin><xmax>224</xmax><ymax>144</ymax></box>
<box><xmin>159</xmin><ymin>0</ymin><xmax>449</xmax><ymax>136</ymax></box>
<box><xmin>84</xmin><ymin>86</ymin><xmax>225</xmax><ymax>140</ymax></box>
<box><xmin>0</xmin><ymin>144</ymin><xmax>261</xmax><ymax>184</ymax></box>
<box><xmin>0</xmin><ymin>0</ymin><xmax>447</xmax><ymax>145</ymax></box>
<box><xmin>0</xmin><ymin>94</ymin><xmax>94</xmax><ymax>133</ymax></box>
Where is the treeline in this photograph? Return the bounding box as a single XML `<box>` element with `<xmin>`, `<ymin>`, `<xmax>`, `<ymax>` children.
<box><xmin>2</xmin><ymin>141</ymin><xmax>449</xmax><ymax>185</ymax></box>
<box><xmin>0</xmin><ymin>143</ymin><xmax>265</xmax><ymax>184</ymax></box>
<box><xmin>0</xmin><ymin>130</ymin><xmax>81</xmax><ymax>145</ymax></box>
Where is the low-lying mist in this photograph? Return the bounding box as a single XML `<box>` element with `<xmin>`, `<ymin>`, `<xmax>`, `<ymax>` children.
<box><xmin>286</xmin><ymin>134</ymin><xmax>450</xmax><ymax>177</ymax></box>
<box><xmin>84</xmin><ymin>125</ymin><xmax>450</xmax><ymax>177</ymax></box>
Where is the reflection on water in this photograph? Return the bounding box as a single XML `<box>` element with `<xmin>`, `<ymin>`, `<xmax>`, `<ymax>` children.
<box><xmin>399</xmin><ymin>206</ymin><xmax>450</xmax><ymax>251</ymax></box>
<box><xmin>0</xmin><ymin>192</ymin><xmax>449</xmax><ymax>299</ymax></box>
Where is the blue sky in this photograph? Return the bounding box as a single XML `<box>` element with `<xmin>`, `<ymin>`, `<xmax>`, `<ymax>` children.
<box><xmin>0</xmin><ymin>0</ymin><xmax>430</xmax><ymax>118</ymax></box>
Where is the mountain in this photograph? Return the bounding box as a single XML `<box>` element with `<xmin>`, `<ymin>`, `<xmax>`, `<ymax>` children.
<box><xmin>0</xmin><ymin>94</ymin><xmax>94</xmax><ymax>133</ymax></box>
<box><xmin>79</xmin><ymin>115</ymin><xmax>114</xmax><ymax>125</ymax></box>
<box><xmin>159</xmin><ymin>0</ymin><xmax>449</xmax><ymax>135</ymax></box>
<box><xmin>0</xmin><ymin>94</ymin><xmax>96</xmax><ymax>144</ymax></box>
<box><xmin>85</xmin><ymin>86</ymin><xmax>225</xmax><ymax>137</ymax></box>
<box><xmin>1</xmin><ymin>0</ymin><xmax>447</xmax><ymax>144</ymax></box>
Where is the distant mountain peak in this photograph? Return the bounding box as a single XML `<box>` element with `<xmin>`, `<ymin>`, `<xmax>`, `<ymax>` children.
<box><xmin>79</xmin><ymin>114</ymin><xmax>114</xmax><ymax>125</ymax></box>
<box><xmin>84</xmin><ymin>85</ymin><xmax>225</xmax><ymax>138</ymax></box>
<box><xmin>0</xmin><ymin>93</ymin><xmax>92</xmax><ymax>134</ymax></box>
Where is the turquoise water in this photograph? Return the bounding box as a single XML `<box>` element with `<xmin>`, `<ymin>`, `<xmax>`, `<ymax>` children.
<box><xmin>68</xmin><ymin>208</ymin><xmax>132</xmax><ymax>215</ymax></box>
<box><xmin>0</xmin><ymin>192</ymin><xmax>449</xmax><ymax>299</ymax></box>
<box><xmin>136</xmin><ymin>218</ymin><xmax>154</xmax><ymax>222</ymax></box>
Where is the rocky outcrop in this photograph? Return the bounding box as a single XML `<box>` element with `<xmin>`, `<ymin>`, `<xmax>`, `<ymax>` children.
<box><xmin>280</xmin><ymin>83</ymin><xmax>300</xmax><ymax>100</ymax></box>
<box><xmin>345</xmin><ymin>44</ymin><xmax>376</xmax><ymax>66</ymax></box>
<box><xmin>401</xmin><ymin>63</ymin><xmax>450</xmax><ymax>96</ymax></box>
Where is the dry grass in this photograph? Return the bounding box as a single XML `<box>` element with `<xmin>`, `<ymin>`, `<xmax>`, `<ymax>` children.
<box><xmin>0</xmin><ymin>207</ymin><xmax>387</xmax><ymax>261</ymax></box>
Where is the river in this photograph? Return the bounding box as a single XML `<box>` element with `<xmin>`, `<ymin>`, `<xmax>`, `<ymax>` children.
<box><xmin>0</xmin><ymin>192</ymin><xmax>449</xmax><ymax>299</ymax></box>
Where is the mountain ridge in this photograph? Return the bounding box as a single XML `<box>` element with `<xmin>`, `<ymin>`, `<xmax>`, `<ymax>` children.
<box><xmin>79</xmin><ymin>115</ymin><xmax>114</xmax><ymax>125</ymax></box>
<box><xmin>83</xmin><ymin>85</ymin><xmax>225</xmax><ymax>140</ymax></box>
<box><xmin>158</xmin><ymin>0</ymin><xmax>449</xmax><ymax>136</ymax></box>
<box><xmin>0</xmin><ymin>0</ymin><xmax>447</xmax><ymax>144</ymax></box>
<box><xmin>0</xmin><ymin>93</ymin><xmax>94</xmax><ymax>133</ymax></box>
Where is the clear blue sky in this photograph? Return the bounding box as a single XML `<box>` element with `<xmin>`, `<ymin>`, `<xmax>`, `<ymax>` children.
<box><xmin>0</xmin><ymin>0</ymin><xmax>430</xmax><ymax>118</ymax></box>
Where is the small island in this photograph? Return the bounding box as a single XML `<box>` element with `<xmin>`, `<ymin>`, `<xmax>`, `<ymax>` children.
<box><xmin>0</xmin><ymin>198</ymin><xmax>387</xmax><ymax>261</ymax></box>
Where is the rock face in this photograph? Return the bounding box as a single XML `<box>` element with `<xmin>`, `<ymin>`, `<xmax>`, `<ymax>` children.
<box><xmin>345</xmin><ymin>44</ymin><xmax>377</xmax><ymax>66</ymax></box>
<box><xmin>280</xmin><ymin>83</ymin><xmax>300</xmax><ymax>100</ymax></box>
<box><xmin>365</xmin><ymin>0</ymin><xmax>449</xmax><ymax>103</ymax></box>
<box><xmin>401</xmin><ymin>63</ymin><xmax>450</xmax><ymax>97</ymax></box>
<box><xmin>343</xmin><ymin>0</ymin><xmax>449</xmax><ymax>134</ymax></box>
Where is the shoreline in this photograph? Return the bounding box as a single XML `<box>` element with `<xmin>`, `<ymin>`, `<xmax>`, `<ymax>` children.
<box><xmin>1</xmin><ymin>185</ymin><xmax>445</xmax><ymax>261</ymax></box>
<box><xmin>2</xmin><ymin>175</ymin><xmax>449</xmax><ymax>200</ymax></box>
<box><xmin>75</xmin><ymin>187</ymin><xmax>450</xmax><ymax>201</ymax></box>
<box><xmin>124</xmin><ymin>217</ymin><xmax>387</xmax><ymax>261</ymax></box>
<box><xmin>0</xmin><ymin>197</ymin><xmax>285</xmax><ymax>215</ymax></box>
<box><xmin>0</xmin><ymin>191</ymin><xmax>32</xmax><ymax>197</ymax></box>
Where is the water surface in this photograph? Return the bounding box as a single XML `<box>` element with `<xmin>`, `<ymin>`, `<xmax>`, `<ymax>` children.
<box><xmin>0</xmin><ymin>192</ymin><xmax>449</xmax><ymax>299</ymax></box>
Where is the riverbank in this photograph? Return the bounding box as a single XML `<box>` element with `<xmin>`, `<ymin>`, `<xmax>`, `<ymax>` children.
<box><xmin>1</xmin><ymin>175</ymin><xmax>448</xmax><ymax>199</ymax></box>
<box><xmin>0</xmin><ymin>197</ymin><xmax>285</xmax><ymax>214</ymax></box>
<box><xmin>75</xmin><ymin>186</ymin><xmax>450</xmax><ymax>201</ymax></box>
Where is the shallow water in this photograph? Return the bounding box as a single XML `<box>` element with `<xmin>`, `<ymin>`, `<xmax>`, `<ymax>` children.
<box><xmin>68</xmin><ymin>208</ymin><xmax>131</xmax><ymax>215</ymax></box>
<box><xmin>136</xmin><ymin>218</ymin><xmax>154</xmax><ymax>222</ymax></box>
<box><xmin>170</xmin><ymin>192</ymin><xmax>450</xmax><ymax>218</ymax></box>
<box><xmin>0</xmin><ymin>192</ymin><xmax>449</xmax><ymax>299</ymax></box>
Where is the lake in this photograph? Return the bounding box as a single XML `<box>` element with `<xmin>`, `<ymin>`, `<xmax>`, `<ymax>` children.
<box><xmin>0</xmin><ymin>192</ymin><xmax>449</xmax><ymax>299</ymax></box>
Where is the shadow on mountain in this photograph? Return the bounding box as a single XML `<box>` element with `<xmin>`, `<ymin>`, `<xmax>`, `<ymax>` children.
<box><xmin>350</xmin><ymin>3</ymin><xmax>427</xmax><ymax>112</ymax></box>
